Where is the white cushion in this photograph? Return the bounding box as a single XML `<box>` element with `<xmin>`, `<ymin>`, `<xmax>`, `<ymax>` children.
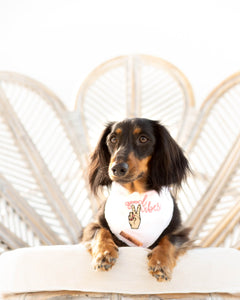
<box><xmin>0</xmin><ymin>244</ymin><xmax>240</xmax><ymax>295</ymax></box>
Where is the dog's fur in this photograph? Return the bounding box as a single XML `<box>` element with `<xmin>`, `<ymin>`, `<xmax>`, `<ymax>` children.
<box><xmin>82</xmin><ymin>118</ymin><xmax>191</xmax><ymax>281</ymax></box>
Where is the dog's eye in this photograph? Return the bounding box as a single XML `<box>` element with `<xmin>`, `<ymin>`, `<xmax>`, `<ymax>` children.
<box><xmin>138</xmin><ymin>136</ymin><xmax>149</xmax><ymax>143</ymax></box>
<box><xmin>110</xmin><ymin>135</ymin><xmax>117</xmax><ymax>144</ymax></box>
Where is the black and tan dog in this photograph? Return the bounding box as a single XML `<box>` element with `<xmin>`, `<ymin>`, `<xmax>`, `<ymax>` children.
<box><xmin>82</xmin><ymin>118</ymin><xmax>191</xmax><ymax>281</ymax></box>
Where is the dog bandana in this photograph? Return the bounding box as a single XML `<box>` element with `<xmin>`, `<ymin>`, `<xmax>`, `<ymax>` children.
<box><xmin>105</xmin><ymin>182</ymin><xmax>174</xmax><ymax>248</ymax></box>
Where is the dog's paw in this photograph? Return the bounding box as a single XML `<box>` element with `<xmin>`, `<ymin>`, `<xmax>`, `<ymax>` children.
<box><xmin>92</xmin><ymin>246</ymin><xmax>119</xmax><ymax>271</ymax></box>
<box><xmin>147</xmin><ymin>237</ymin><xmax>177</xmax><ymax>282</ymax></box>
<box><xmin>148</xmin><ymin>252</ymin><xmax>172</xmax><ymax>281</ymax></box>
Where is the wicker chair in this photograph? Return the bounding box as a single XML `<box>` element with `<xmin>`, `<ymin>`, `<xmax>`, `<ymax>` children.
<box><xmin>0</xmin><ymin>55</ymin><xmax>195</xmax><ymax>252</ymax></box>
<box><xmin>0</xmin><ymin>55</ymin><xmax>240</xmax><ymax>299</ymax></box>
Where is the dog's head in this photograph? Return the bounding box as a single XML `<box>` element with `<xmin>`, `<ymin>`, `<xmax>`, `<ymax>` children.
<box><xmin>89</xmin><ymin>118</ymin><xmax>189</xmax><ymax>194</ymax></box>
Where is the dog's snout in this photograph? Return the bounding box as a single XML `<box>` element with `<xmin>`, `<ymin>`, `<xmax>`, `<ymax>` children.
<box><xmin>111</xmin><ymin>162</ymin><xmax>129</xmax><ymax>177</ymax></box>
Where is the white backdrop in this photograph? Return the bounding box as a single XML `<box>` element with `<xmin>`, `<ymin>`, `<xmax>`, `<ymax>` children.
<box><xmin>1</xmin><ymin>0</ymin><xmax>240</xmax><ymax>109</ymax></box>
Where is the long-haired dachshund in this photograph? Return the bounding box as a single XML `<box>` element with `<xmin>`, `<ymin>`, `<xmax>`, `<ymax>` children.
<box><xmin>82</xmin><ymin>118</ymin><xmax>191</xmax><ymax>281</ymax></box>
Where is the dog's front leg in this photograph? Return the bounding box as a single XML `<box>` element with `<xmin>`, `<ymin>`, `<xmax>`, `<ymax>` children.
<box><xmin>87</xmin><ymin>228</ymin><xmax>119</xmax><ymax>271</ymax></box>
<box><xmin>147</xmin><ymin>236</ymin><xmax>178</xmax><ymax>281</ymax></box>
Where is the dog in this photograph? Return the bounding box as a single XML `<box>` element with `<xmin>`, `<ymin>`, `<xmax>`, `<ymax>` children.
<box><xmin>82</xmin><ymin>118</ymin><xmax>191</xmax><ymax>281</ymax></box>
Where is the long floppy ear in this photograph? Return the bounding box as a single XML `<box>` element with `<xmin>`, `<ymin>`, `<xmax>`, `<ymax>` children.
<box><xmin>148</xmin><ymin>121</ymin><xmax>189</xmax><ymax>192</ymax></box>
<box><xmin>89</xmin><ymin>122</ymin><xmax>114</xmax><ymax>195</ymax></box>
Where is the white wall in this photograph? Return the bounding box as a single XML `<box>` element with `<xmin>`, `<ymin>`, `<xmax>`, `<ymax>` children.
<box><xmin>1</xmin><ymin>0</ymin><xmax>240</xmax><ymax>109</ymax></box>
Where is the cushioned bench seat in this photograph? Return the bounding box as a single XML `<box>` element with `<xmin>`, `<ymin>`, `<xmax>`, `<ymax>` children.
<box><xmin>0</xmin><ymin>245</ymin><xmax>240</xmax><ymax>299</ymax></box>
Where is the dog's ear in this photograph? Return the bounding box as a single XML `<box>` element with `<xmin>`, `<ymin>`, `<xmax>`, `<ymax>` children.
<box><xmin>148</xmin><ymin>121</ymin><xmax>189</xmax><ymax>191</ymax></box>
<box><xmin>89</xmin><ymin>122</ymin><xmax>114</xmax><ymax>195</ymax></box>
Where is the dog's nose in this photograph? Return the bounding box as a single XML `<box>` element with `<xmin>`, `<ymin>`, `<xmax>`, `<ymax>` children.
<box><xmin>111</xmin><ymin>162</ymin><xmax>129</xmax><ymax>177</ymax></box>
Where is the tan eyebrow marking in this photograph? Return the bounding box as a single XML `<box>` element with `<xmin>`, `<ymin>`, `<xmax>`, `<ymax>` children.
<box><xmin>115</xmin><ymin>128</ymin><xmax>122</xmax><ymax>134</ymax></box>
<box><xmin>133</xmin><ymin>127</ymin><xmax>141</xmax><ymax>135</ymax></box>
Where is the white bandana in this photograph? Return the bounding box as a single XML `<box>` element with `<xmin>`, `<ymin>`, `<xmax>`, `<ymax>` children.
<box><xmin>105</xmin><ymin>183</ymin><xmax>174</xmax><ymax>248</ymax></box>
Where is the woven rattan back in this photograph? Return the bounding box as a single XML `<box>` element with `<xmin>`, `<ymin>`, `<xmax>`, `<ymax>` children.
<box><xmin>179</xmin><ymin>73</ymin><xmax>240</xmax><ymax>248</ymax></box>
<box><xmin>0</xmin><ymin>72</ymin><xmax>93</xmax><ymax>252</ymax></box>
<box><xmin>75</xmin><ymin>55</ymin><xmax>195</xmax><ymax>152</ymax></box>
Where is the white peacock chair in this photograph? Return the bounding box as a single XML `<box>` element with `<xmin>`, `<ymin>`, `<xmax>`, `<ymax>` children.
<box><xmin>0</xmin><ymin>55</ymin><xmax>240</xmax><ymax>299</ymax></box>
<box><xmin>0</xmin><ymin>55</ymin><xmax>195</xmax><ymax>252</ymax></box>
